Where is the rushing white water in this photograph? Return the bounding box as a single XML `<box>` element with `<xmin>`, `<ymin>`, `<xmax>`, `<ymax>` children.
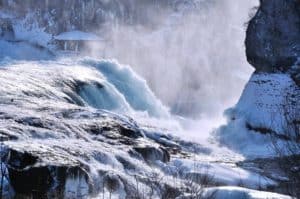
<box><xmin>88</xmin><ymin>0</ymin><xmax>259</xmax><ymax>119</ymax></box>
<box><xmin>0</xmin><ymin>58</ymin><xmax>170</xmax><ymax>119</ymax></box>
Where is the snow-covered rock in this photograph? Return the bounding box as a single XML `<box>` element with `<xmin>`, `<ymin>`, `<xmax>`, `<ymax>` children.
<box><xmin>230</xmin><ymin>73</ymin><xmax>300</xmax><ymax>136</ymax></box>
<box><xmin>216</xmin><ymin>73</ymin><xmax>300</xmax><ymax>156</ymax></box>
<box><xmin>219</xmin><ymin>0</ymin><xmax>300</xmax><ymax>153</ymax></box>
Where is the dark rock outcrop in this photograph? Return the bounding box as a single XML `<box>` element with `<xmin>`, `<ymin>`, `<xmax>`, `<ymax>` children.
<box><xmin>0</xmin><ymin>18</ymin><xmax>14</xmax><ymax>40</ymax></box>
<box><xmin>243</xmin><ymin>0</ymin><xmax>300</xmax><ymax>131</ymax></box>
<box><xmin>4</xmin><ymin>149</ymin><xmax>89</xmax><ymax>198</ymax></box>
<box><xmin>246</xmin><ymin>0</ymin><xmax>300</xmax><ymax>73</ymax></box>
<box><xmin>133</xmin><ymin>146</ymin><xmax>170</xmax><ymax>163</ymax></box>
<box><xmin>239</xmin><ymin>0</ymin><xmax>300</xmax><ymax>133</ymax></box>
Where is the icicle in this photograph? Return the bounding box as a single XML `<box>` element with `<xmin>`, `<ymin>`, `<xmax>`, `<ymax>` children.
<box><xmin>45</xmin><ymin>0</ymin><xmax>49</xmax><ymax>10</ymax></box>
<box><xmin>75</xmin><ymin>42</ymin><xmax>79</xmax><ymax>52</ymax></box>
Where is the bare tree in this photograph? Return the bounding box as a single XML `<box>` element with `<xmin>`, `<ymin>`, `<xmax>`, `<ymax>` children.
<box><xmin>270</xmin><ymin>94</ymin><xmax>300</xmax><ymax>198</ymax></box>
<box><xmin>0</xmin><ymin>136</ymin><xmax>8</xmax><ymax>199</ymax></box>
<box><xmin>103</xmin><ymin>173</ymin><xmax>121</xmax><ymax>199</ymax></box>
<box><xmin>183</xmin><ymin>168</ymin><xmax>216</xmax><ymax>199</ymax></box>
<box><xmin>145</xmin><ymin>168</ymin><xmax>164</xmax><ymax>199</ymax></box>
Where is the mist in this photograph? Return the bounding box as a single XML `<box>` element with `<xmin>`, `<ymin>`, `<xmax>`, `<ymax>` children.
<box><xmin>86</xmin><ymin>0</ymin><xmax>259</xmax><ymax>121</ymax></box>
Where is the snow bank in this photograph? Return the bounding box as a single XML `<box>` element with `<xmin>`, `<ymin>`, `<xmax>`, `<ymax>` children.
<box><xmin>203</xmin><ymin>186</ymin><xmax>291</xmax><ymax>199</ymax></box>
<box><xmin>55</xmin><ymin>31</ymin><xmax>101</xmax><ymax>41</ymax></box>
<box><xmin>0</xmin><ymin>40</ymin><xmax>53</xmax><ymax>60</ymax></box>
<box><xmin>235</xmin><ymin>73</ymin><xmax>300</xmax><ymax>134</ymax></box>
<box><xmin>216</xmin><ymin>73</ymin><xmax>300</xmax><ymax>158</ymax></box>
<box><xmin>170</xmin><ymin>159</ymin><xmax>276</xmax><ymax>189</ymax></box>
<box><xmin>215</xmin><ymin>114</ymin><xmax>273</xmax><ymax>157</ymax></box>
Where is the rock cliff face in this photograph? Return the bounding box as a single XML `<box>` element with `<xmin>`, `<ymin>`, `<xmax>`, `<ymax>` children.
<box><xmin>244</xmin><ymin>0</ymin><xmax>300</xmax><ymax>128</ymax></box>
<box><xmin>245</xmin><ymin>0</ymin><xmax>300</xmax><ymax>73</ymax></box>
<box><xmin>219</xmin><ymin>0</ymin><xmax>300</xmax><ymax>154</ymax></box>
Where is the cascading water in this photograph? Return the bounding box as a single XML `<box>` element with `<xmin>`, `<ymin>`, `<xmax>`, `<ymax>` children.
<box><xmin>87</xmin><ymin>0</ymin><xmax>259</xmax><ymax>119</ymax></box>
<box><xmin>0</xmin><ymin>58</ymin><xmax>169</xmax><ymax>119</ymax></box>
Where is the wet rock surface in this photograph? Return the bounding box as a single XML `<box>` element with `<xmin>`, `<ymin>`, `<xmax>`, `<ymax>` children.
<box><xmin>0</xmin><ymin>106</ymin><xmax>213</xmax><ymax>198</ymax></box>
<box><xmin>133</xmin><ymin>146</ymin><xmax>170</xmax><ymax>163</ymax></box>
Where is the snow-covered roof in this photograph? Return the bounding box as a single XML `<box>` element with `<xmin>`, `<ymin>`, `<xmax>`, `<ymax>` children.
<box><xmin>55</xmin><ymin>31</ymin><xmax>101</xmax><ymax>41</ymax></box>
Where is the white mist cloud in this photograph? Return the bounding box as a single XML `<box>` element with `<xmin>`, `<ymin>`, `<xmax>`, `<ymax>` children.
<box><xmin>87</xmin><ymin>0</ymin><xmax>259</xmax><ymax>119</ymax></box>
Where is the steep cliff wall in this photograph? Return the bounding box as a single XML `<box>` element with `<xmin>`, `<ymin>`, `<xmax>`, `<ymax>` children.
<box><xmin>243</xmin><ymin>0</ymin><xmax>300</xmax><ymax>130</ymax></box>
<box><xmin>218</xmin><ymin>0</ymin><xmax>300</xmax><ymax>157</ymax></box>
<box><xmin>245</xmin><ymin>0</ymin><xmax>300</xmax><ymax>73</ymax></box>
